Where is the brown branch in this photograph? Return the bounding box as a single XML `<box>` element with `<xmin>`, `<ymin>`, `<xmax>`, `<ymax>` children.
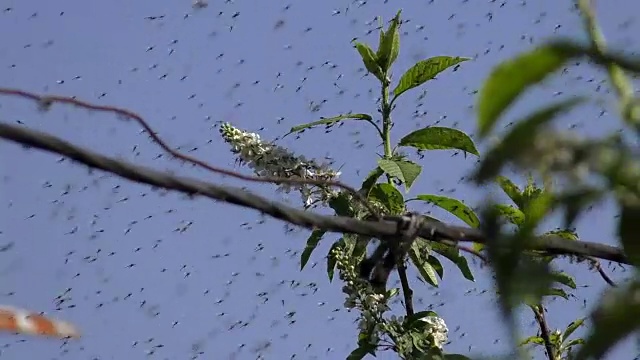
<box><xmin>0</xmin><ymin>87</ymin><xmax>381</xmax><ymax>220</ymax></box>
<box><xmin>531</xmin><ymin>304</ymin><xmax>557</xmax><ymax>360</ymax></box>
<box><xmin>0</xmin><ymin>121</ymin><xmax>632</xmax><ymax>266</ymax></box>
<box><xmin>397</xmin><ymin>263</ymin><xmax>414</xmax><ymax>316</ymax></box>
<box><xmin>588</xmin><ymin>258</ymin><xmax>617</xmax><ymax>287</ymax></box>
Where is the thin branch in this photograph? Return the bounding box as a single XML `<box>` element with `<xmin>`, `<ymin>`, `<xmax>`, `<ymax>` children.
<box><xmin>531</xmin><ymin>304</ymin><xmax>557</xmax><ymax>360</ymax></box>
<box><xmin>397</xmin><ymin>264</ymin><xmax>414</xmax><ymax>316</ymax></box>
<box><xmin>588</xmin><ymin>258</ymin><xmax>617</xmax><ymax>287</ymax></box>
<box><xmin>0</xmin><ymin>122</ymin><xmax>632</xmax><ymax>266</ymax></box>
<box><xmin>0</xmin><ymin>87</ymin><xmax>381</xmax><ymax>220</ymax></box>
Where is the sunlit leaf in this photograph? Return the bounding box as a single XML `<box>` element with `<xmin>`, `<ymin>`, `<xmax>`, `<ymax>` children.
<box><xmin>393</xmin><ymin>56</ymin><xmax>470</xmax><ymax>99</ymax></box>
<box><xmin>477</xmin><ymin>43</ymin><xmax>577</xmax><ymax>138</ymax></box>
<box><xmin>562</xmin><ymin>318</ymin><xmax>585</xmax><ymax>342</ymax></box>
<box><xmin>496</xmin><ymin>176</ymin><xmax>523</xmax><ymax>208</ymax></box>
<box><xmin>354</xmin><ymin>41</ymin><xmax>384</xmax><ymax>82</ymax></box>
<box><xmin>551</xmin><ymin>271</ymin><xmax>577</xmax><ymax>289</ymax></box>
<box><xmin>369</xmin><ymin>183</ymin><xmax>405</xmax><ymax>214</ymax></box>
<box><xmin>377</xmin><ymin>10</ymin><xmax>401</xmax><ymax>71</ymax></box>
<box><xmin>520</xmin><ymin>335</ymin><xmax>545</xmax><ymax>346</ymax></box>
<box><xmin>284</xmin><ymin>113</ymin><xmax>373</xmax><ymax>138</ymax></box>
<box><xmin>427</xmin><ymin>255</ymin><xmax>444</xmax><ymax>280</ymax></box>
<box><xmin>494</xmin><ymin>204</ymin><xmax>525</xmax><ymax>226</ymax></box>
<box><xmin>414</xmin><ymin>194</ymin><xmax>480</xmax><ymax>228</ymax></box>
<box><xmin>398</xmin><ymin>126</ymin><xmax>479</xmax><ymax>156</ymax></box>
<box><xmin>474</xmin><ymin>98</ymin><xmax>585</xmax><ymax>183</ymax></box>
<box><xmin>377</xmin><ymin>158</ymin><xmax>422</xmax><ymax>192</ymax></box>
<box><xmin>300</xmin><ymin>229</ymin><xmax>325</xmax><ymax>270</ymax></box>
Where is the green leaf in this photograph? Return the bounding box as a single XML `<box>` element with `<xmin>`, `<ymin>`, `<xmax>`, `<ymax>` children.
<box><xmin>427</xmin><ymin>255</ymin><xmax>444</xmax><ymax>279</ymax></box>
<box><xmin>300</xmin><ymin>229</ymin><xmax>326</xmax><ymax>270</ymax></box>
<box><xmin>398</xmin><ymin>126</ymin><xmax>479</xmax><ymax>156</ymax></box>
<box><xmin>551</xmin><ymin>271</ymin><xmax>577</xmax><ymax>289</ymax></box>
<box><xmin>346</xmin><ymin>345</ymin><xmax>373</xmax><ymax>360</ymax></box>
<box><xmin>369</xmin><ymin>183</ymin><xmax>405</xmax><ymax>214</ymax></box>
<box><xmin>377</xmin><ymin>158</ymin><xmax>422</xmax><ymax>192</ymax></box>
<box><xmin>520</xmin><ymin>335</ymin><xmax>545</xmax><ymax>346</ymax></box>
<box><xmin>404</xmin><ymin>310</ymin><xmax>439</xmax><ymax>329</ymax></box>
<box><xmin>431</xmin><ymin>242</ymin><xmax>475</xmax><ymax>281</ymax></box>
<box><xmin>414</xmin><ymin>194</ymin><xmax>480</xmax><ymax>228</ymax></box>
<box><xmin>354</xmin><ymin>42</ymin><xmax>384</xmax><ymax>82</ymax></box>
<box><xmin>360</xmin><ymin>167</ymin><xmax>384</xmax><ymax>196</ymax></box>
<box><xmin>377</xmin><ymin>10</ymin><xmax>401</xmax><ymax>71</ymax></box>
<box><xmin>410</xmin><ymin>247</ymin><xmax>439</xmax><ymax>287</ymax></box>
<box><xmin>618</xmin><ymin>202</ymin><xmax>640</xmax><ymax>266</ymax></box>
<box><xmin>562</xmin><ymin>318</ymin><xmax>585</xmax><ymax>342</ymax></box>
<box><xmin>494</xmin><ymin>204</ymin><xmax>526</xmax><ymax>226</ymax></box>
<box><xmin>576</xmin><ymin>281</ymin><xmax>640</xmax><ymax>360</ymax></box>
<box><xmin>326</xmin><ymin>240</ymin><xmax>344</xmax><ymax>282</ymax></box>
<box><xmin>328</xmin><ymin>192</ymin><xmax>354</xmax><ymax>217</ymax></box>
<box><xmin>474</xmin><ymin>98</ymin><xmax>585</xmax><ymax>183</ymax></box>
<box><xmin>393</xmin><ymin>56</ymin><xmax>470</xmax><ymax>99</ymax></box>
<box><xmin>477</xmin><ymin>43</ymin><xmax>577</xmax><ymax>138</ymax></box>
<box><xmin>283</xmin><ymin>113</ymin><xmax>373</xmax><ymax>138</ymax></box>
<box><xmin>541</xmin><ymin>287</ymin><xmax>569</xmax><ymax>300</ymax></box>
<box><xmin>444</xmin><ymin>355</ymin><xmax>473</xmax><ymax>360</ymax></box>
<box><xmin>496</xmin><ymin>176</ymin><xmax>523</xmax><ymax>208</ymax></box>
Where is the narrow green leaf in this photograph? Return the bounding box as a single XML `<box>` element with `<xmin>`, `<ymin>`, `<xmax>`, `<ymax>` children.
<box><xmin>399</xmin><ymin>126</ymin><xmax>479</xmax><ymax>156</ymax></box>
<box><xmin>474</xmin><ymin>98</ymin><xmax>585</xmax><ymax>183</ymax></box>
<box><xmin>551</xmin><ymin>271</ymin><xmax>577</xmax><ymax>289</ymax></box>
<box><xmin>494</xmin><ymin>204</ymin><xmax>526</xmax><ymax>226</ymax></box>
<box><xmin>377</xmin><ymin>10</ymin><xmax>402</xmax><ymax>71</ymax></box>
<box><xmin>393</xmin><ymin>56</ymin><xmax>470</xmax><ymax>99</ymax></box>
<box><xmin>427</xmin><ymin>255</ymin><xmax>444</xmax><ymax>280</ymax></box>
<box><xmin>431</xmin><ymin>242</ymin><xmax>475</xmax><ymax>281</ymax></box>
<box><xmin>562</xmin><ymin>318</ymin><xmax>585</xmax><ymax>342</ymax></box>
<box><xmin>410</xmin><ymin>248</ymin><xmax>439</xmax><ymax>287</ymax></box>
<box><xmin>360</xmin><ymin>167</ymin><xmax>384</xmax><ymax>196</ymax></box>
<box><xmin>346</xmin><ymin>346</ymin><xmax>371</xmax><ymax>360</ymax></box>
<box><xmin>520</xmin><ymin>335</ymin><xmax>545</xmax><ymax>346</ymax></box>
<box><xmin>477</xmin><ymin>43</ymin><xmax>577</xmax><ymax>138</ymax></box>
<box><xmin>496</xmin><ymin>176</ymin><xmax>523</xmax><ymax>208</ymax></box>
<box><xmin>444</xmin><ymin>355</ymin><xmax>473</xmax><ymax>360</ymax></box>
<box><xmin>415</xmin><ymin>194</ymin><xmax>480</xmax><ymax>228</ymax></box>
<box><xmin>542</xmin><ymin>288</ymin><xmax>569</xmax><ymax>300</ymax></box>
<box><xmin>618</xmin><ymin>202</ymin><xmax>640</xmax><ymax>266</ymax></box>
<box><xmin>377</xmin><ymin>159</ymin><xmax>422</xmax><ymax>192</ymax></box>
<box><xmin>300</xmin><ymin>229</ymin><xmax>326</xmax><ymax>270</ymax></box>
<box><xmin>354</xmin><ymin>42</ymin><xmax>384</xmax><ymax>82</ymax></box>
<box><xmin>283</xmin><ymin>113</ymin><xmax>373</xmax><ymax>138</ymax></box>
<box><xmin>369</xmin><ymin>183</ymin><xmax>405</xmax><ymax>214</ymax></box>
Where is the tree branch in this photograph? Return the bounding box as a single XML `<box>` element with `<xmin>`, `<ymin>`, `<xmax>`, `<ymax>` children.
<box><xmin>0</xmin><ymin>87</ymin><xmax>380</xmax><ymax>219</ymax></box>
<box><xmin>0</xmin><ymin>121</ymin><xmax>631</xmax><ymax>265</ymax></box>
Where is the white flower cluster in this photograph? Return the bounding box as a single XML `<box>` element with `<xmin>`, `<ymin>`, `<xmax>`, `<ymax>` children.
<box><xmin>332</xmin><ymin>245</ymin><xmax>388</xmax><ymax>345</ymax></box>
<box><xmin>219</xmin><ymin>122</ymin><xmax>341</xmax><ymax>207</ymax></box>
<box><xmin>419</xmin><ymin>315</ymin><xmax>449</xmax><ymax>349</ymax></box>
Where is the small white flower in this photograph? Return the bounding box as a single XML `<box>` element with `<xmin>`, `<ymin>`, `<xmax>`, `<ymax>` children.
<box><xmin>419</xmin><ymin>315</ymin><xmax>449</xmax><ymax>349</ymax></box>
<box><xmin>219</xmin><ymin>122</ymin><xmax>341</xmax><ymax>208</ymax></box>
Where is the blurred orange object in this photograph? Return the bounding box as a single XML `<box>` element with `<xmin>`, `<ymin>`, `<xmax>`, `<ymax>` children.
<box><xmin>0</xmin><ymin>305</ymin><xmax>80</xmax><ymax>339</ymax></box>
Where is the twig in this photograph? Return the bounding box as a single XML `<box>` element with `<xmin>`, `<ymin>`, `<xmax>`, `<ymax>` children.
<box><xmin>531</xmin><ymin>304</ymin><xmax>557</xmax><ymax>360</ymax></box>
<box><xmin>588</xmin><ymin>258</ymin><xmax>617</xmax><ymax>287</ymax></box>
<box><xmin>0</xmin><ymin>87</ymin><xmax>381</xmax><ymax>220</ymax></box>
<box><xmin>0</xmin><ymin>122</ymin><xmax>632</xmax><ymax>265</ymax></box>
<box><xmin>397</xmin><ymin>264</ymin><xmax>414</xmax><ymax>316</ymax></box>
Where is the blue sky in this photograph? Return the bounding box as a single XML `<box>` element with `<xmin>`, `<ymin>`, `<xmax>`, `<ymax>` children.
<box><xmin>1</xmin><ymin>0</ymin><xmax>639</xmax><ymax>359</ymax></box>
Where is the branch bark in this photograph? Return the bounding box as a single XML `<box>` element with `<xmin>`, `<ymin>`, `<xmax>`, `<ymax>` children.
<box><xmin>0</xmin><ymin>121</ymin><xmax>631</xmax><ymax>266</ymax></box>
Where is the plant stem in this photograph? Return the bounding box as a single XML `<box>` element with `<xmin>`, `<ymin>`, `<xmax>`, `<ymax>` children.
<box><xmin>380</xmin><ymin>74</ymin><xmax>414</xmax><ymax>316</ymax></box>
